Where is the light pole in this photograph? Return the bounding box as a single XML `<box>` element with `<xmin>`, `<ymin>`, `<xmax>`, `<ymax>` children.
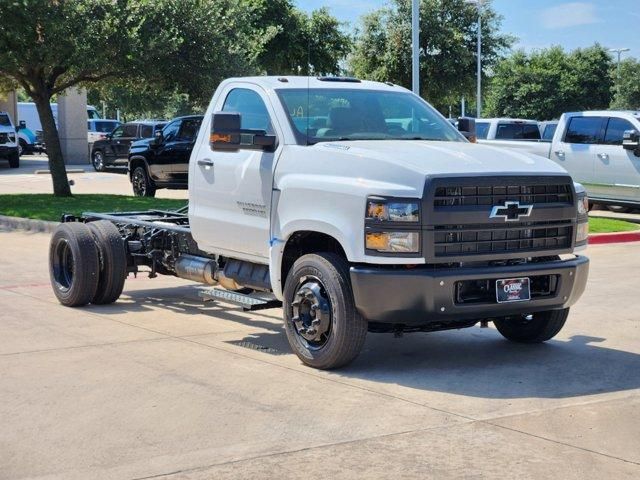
<box><xmin>466</xmin><ymin>0</ymin><xmax>483</xmax><ymax>118</ymax></box>
<box><xmin>412</xmin><ymin>0</ymin><xmax>420</xmax><ymax>95</ymax></box>
<box><xmin>609</xmin><ymin>48</ymin><xmax>630</xmax><ymax>99</ymax></box>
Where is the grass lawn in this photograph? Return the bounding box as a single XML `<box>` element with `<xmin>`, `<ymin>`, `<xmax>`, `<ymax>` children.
<box><xmin>0</xmin><ymin>194</ymin><xmax>187</xmax><ymax>222</ymax></box>
<box><xmin>589</xmin><ymin>217</ymin><xmax>639</xmax><ymax>233</ymax></box>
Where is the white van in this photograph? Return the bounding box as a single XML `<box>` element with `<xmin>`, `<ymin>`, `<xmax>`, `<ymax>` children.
<box><xmin>17</xmin><ymin>102</ymin><xmax>101</xmax><ymax>152</ymax></box>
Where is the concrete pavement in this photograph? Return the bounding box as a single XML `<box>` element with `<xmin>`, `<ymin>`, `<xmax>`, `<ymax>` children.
<box><xmin>0</xmin><ymin>230</ymin><xmax>639</xmax><ymax>479</ymax></box>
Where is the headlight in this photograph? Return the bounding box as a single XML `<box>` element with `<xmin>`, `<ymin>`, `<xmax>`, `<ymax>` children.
<box><xmin>365</xmin><ymin>231</ymin><xmax>420</xmax><ymax>253</ymax></box>
<box><xmin>367</xmin><ymin>200</ymin><xmax>419</xmax><ymax>222</ymax></box>
<box><xmin>576</xmin><ymin>222</ymin><xmax>589</xmax><ymax>243</ymax></box>
<box><xmin>577</xmin><ymin>194</ymin><xmax>589</xmax><ymax>215</ymax></box>
<box><xmin>8</xmin><ymin>133</ymin><xmax>15</xmax><ymax>142</ymax></box>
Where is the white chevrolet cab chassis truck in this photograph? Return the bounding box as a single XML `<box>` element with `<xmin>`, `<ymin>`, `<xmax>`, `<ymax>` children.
<box><xmin>49</xmin><ymin>77</ymin><xmax>590</xmax><ymax>369</ymax></box>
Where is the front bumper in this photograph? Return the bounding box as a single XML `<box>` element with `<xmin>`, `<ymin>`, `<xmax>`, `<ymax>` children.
<box><xmin>0</xmin><ymin>145</ymin><xmax>18</xmax><ymax>158</ymax></box>
<box><xmin>350</xmin><ymin>255</ymin><xmax>589</xmax><ymax>326</ymax></box>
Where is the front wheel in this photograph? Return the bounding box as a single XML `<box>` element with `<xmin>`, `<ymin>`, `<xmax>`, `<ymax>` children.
<box><xmin>493</xmin><ymin>308</ymin><xmax>569</xmax><ymax>343</ymax></box>
<box><xmin>131</xmin><ymin>166</ymin><xmax>156</xmax><ymax>197</ymax></box>
<box><xmin>283</xmin><ymin>253</ymin><xmax>368</xmax><ymax>370</ymax></box>
<box><xmin>606</xmin><ymin>205</ymin><xmax>632</xmax><ymax>214</ymax></box>
<box><xmin>91</xmin><ymin>150</ymin><xmax>106</xmax><ymax>172</ymax></box>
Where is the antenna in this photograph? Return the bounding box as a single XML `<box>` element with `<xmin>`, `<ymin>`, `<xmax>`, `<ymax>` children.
<box><xmin>306</xmin><ymin>33</ymin><xmax>311</xmax><ymax>146</ymax></box>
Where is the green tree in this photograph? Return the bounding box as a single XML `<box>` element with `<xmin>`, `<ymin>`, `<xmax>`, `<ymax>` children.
<box><xmin>243</xmin><ymin>1</ymin><xmax>352</xmax><ymax>75</ymax></box>
<box><xmin>89</xmin><ymin>1</ymin><xmax>352</xmax><ymax>125</ymax></box>
<box><xmin>485</xmin><ymin>45</ymin><xmax>614</xmax><ymax>120</ymax></box>
<box><xmin>350</xmin><ymin>0</ymin><xmax>513</xmax><ymax>112</ymax></box>
<box><xmin>611</xmin><ymin>58</ymin><xmax>640</xmax><ymax>110</ymax></box>
<box><xmin>0</xmin><ymin>0</ymin><xmax>252</xmax><ymax>196</ymax></box>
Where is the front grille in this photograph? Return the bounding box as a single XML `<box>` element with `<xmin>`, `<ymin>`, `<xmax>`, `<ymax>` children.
<box><xmin>423</xmin><ymin>176</ymin><xmax>577</xmax><ymax>262</ymax></box>
<box><xmin>434</xmin><ymin>221</ymin><xmax>573</xmax><ymax>257</ymax></box>
<box><xmin>0</xmin><ymin>133</ymin><xmax>7</xmax><ymax>144</ymax></box>
<box><xmin>434</xmin><ymin>184</ymin><xmax>573</xmax><ymax>206</ymax></box>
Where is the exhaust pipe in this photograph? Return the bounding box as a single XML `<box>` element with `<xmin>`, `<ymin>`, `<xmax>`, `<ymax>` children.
<box><xmin>175</xmin><ymin>255</ymin><xmax>217</xmax><ymax>285</ymax></box>
<box><xmin>174</xmin><ymin>255</ymin><xmax>243</xmax><ymax>290</ymax></box>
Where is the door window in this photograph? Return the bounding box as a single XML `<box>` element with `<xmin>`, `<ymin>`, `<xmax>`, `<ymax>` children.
<box><xmin>564</xmin><ymin>117</ymin><xmax>604</xmax><ymax>144</ymax></box>
<box><xmin>162</xmin><ymin>120</ymin><xmax>181</xmax><ymax>142</ymax></box>
<box><xmin>139</xmin><ymin>125</ymin><xmax>153</xmax><ymax>138</ymax></box>
<box><xmin>222</xmin><ymin>88</ymin><xmax>273</xmax><ymax>133</ymax></box>
<box><xmin>122</xmin><ymin>123</ymin><xmax>138</xmax><ymax>137</ymax></box>
<box><xmin>177</xmin><ymin>118</ymin><xmax>202</xmax><ymax>141</ymax></box>
<box><xmin>603</xmin><ymin>118</ymin><xmax>637</xmax><ymax>145</ymax></box>
<box><xmin>111</xmin><ymin>126</ymin><xmax>125</xmax><ymax>138</ymax></box>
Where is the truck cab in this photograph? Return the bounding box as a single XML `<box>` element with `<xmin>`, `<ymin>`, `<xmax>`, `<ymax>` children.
<box><xmin>550</xmin><ymin>111</ymin><xmax>640</xmax><ymax>208</ymax></box>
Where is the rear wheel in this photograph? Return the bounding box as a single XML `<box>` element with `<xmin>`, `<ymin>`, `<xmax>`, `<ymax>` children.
<box><xmin>283</xmin><ymin>253</ymin><xmax>367</xmax><ymax>370</ymax></box>
<box><xmin>493</xmin><ymin>308</ymin><xmax>569</xmax><ymax>343</ymax></box>
<box><xmin>8</xmin><ymin>153</ymin><xmax>19</xmax><ymax>168</ymax></box>
<box><xmin>49</xmin><ymin>223</ymin><xmax>100</xmax><ymax>307</ymax></box>
<box><xmin>92</xmin><ymin>150</ymin><xmax>106</xmax><ymax>172</ymax></box>
<box><xmin>131</xmin><ymin>165</ymin><xmax>156</xmax><ymax>197</ymax></box>
<box><xmin>88</xmin><ymin>221</ymin><xmax>127</xmax><ymax>304</ymax></box>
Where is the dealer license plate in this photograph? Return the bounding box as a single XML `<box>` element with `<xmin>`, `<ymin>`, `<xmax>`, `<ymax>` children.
<box><xmin>496</xmin><ymin>277</ymin><xmax>531</xmax><ymax>303</ymax></box>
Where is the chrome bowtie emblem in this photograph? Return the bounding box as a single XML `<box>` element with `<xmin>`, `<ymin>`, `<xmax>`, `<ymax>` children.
<box><xmin>490</xmin><ymin>201</ymin><xmax>533</xmax><ymax>222</ymax></box>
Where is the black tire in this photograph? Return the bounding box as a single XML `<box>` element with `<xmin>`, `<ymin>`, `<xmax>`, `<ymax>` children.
<box><xmin>91</xmin><ymin>150</ymin><xmax>106</xmax><ymax>172</ymax></box>
<box><xmin>283</xmin><ymin>253</ymin><xmax>367</xmax><ymax>370</ymax></box>
<box><xmin>131</xmin><ymin>165</ymin><xmax>156</xmax><ymax>197</ymax></box>
<box><xmin>88</xmin><ymin>221</ymin><xmax>127</xmax><ymax>304</ymax></box>
<box><xmin>49</xmin><ymin>223</ymin><xmax>100</xmax><ymax>307</ymax></box>
<box><xmin>606</xmin><ymin>205</ymin><xmax>631</xmax><ymax>214</ymax></box>
<box><xmin>494</xmin><ymin>308</ymin><xmax>569</xmax><ymax>343</ymax></box>
<box><xmin>8</xmin><ymin>153</ymin><xmax>19</xmax><ymax>168</ymax></box>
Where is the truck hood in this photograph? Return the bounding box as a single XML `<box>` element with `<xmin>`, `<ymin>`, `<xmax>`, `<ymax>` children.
<box><xmin>315</xmin><ymin>140</ymin><xmax>567</xmax><ymax>176</ymax></box>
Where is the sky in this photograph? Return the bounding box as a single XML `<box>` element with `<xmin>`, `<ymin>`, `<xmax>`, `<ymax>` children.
<box><xmin>297</xmin><ymin>0</ymin><xmax>640</xmax><ymax>59</ymax></box>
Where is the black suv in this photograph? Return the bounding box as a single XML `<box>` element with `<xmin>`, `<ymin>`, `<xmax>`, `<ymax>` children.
<box><xmin>90</xmin><ymin>120</ymin><xmax>166</xmax><ymax>171</ymax></box>
<box><xmin>128</xmin><ymin>115</ymin><xmax>203</xmax><ymax>197</ymax></box>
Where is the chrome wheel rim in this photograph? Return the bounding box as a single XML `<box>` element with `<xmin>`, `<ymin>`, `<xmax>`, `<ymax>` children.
<box><xmin>132</xmin><ymin>169</ymin><xmax>146</xmax><ymax>196</ymax></box>
<box><xmin>93</xmin><ymin>152</ymin><xmax>104</xmax><ymax>170</ymax></box>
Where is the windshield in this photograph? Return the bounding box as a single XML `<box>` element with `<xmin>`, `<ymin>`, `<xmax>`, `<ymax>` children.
<box><xmin>89</xmin><ymin>120</ymin><xmax>121</xmax><ymax>133</ymax></box>
<box><xmin>0</xmin><ymin>114</ymin><xmax>11</xmax><ymax>127</ymax></box>
<box><xmin>476</xmin><ymin>122</ymin><xmax>490</xmax><ymax>139</ymax></box>
<box><xmin>277</xmin><ymin>88</ymin><xmax>464</xmax><ymax>144</ymax></box>
<box><xmin>495</xmin><ymin>123</ymin><xmax>541</xmax><ymax>140</ymax></box>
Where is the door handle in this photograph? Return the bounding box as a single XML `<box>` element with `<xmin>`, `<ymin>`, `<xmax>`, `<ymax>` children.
<box><xmin>597</xmin><ymin>153</ymin><xmax>609</xmax><ymax>161</ymax></box>
<box><xmin>554</xmin><ymin>150</ymin><xmax>565</xmax><ymax>158</ymax></box>
<box><xmin>197</xmin><ymin>158</ymin><xmax>214</xmax><ymax>168</ymax></box>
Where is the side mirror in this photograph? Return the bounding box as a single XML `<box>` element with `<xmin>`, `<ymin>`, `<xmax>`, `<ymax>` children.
<box><xmin>150</xmin><ymin>130</ymin><xmax>163</xmax><ymax>146</ymax></box>
<box><xmin>210</xmin><ymin>112</ymin><xmax>276</xmax><ymax>152</ymax></box>
<box><xmin>17</xmin><ymin>120</ymin><xmax>26</xmax><ymax>130</ymax></box>
<box><xmin>622</xmin><ymin>130</ymin><xmax>640</xmax><ymax>155</ymax></box>
<box><xmin>458</xmin><ymin>117</ymin><xmax>477</xmax><ymax>143</ymax></box>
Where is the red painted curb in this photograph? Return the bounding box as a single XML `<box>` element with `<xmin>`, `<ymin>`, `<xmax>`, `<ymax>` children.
<box><xmin>588</xmin><ymin>230</ymin><xmax>640</xmax><ymax>245</ymax></box>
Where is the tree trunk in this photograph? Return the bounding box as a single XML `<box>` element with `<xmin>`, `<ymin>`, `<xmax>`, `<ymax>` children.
<box><xmin>33</xmin><ymin>93</ymin><xmax>72</xmax><ymax>197</ymax></box>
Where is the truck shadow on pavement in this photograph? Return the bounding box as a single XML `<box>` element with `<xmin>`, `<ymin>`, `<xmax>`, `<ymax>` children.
<box><xmin>90</xmin><ymin>285</ymin><xmax>640</xmax><ymax>400</ymax></box>
<box><xmin>232</xmin><ymin>328</ymin><xmax>640</xmax><ymax>400</ymax></box>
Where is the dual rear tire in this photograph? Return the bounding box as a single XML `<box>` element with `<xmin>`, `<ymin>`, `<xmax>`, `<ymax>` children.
<box><xmin>49</xmin><ymin>221</ymin><xmax>127</xmax><ymax>307</ymax></box>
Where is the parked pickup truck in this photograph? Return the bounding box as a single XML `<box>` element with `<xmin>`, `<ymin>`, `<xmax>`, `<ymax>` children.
<box><xmin>47</xmin><ymin>76</ymin><xmax>590</xmax><ymax>370</ymax></box>
<box><xmin>482</xmin><ymin>111</ymin><xmax>640</xmax><ymax>209</ymax></box>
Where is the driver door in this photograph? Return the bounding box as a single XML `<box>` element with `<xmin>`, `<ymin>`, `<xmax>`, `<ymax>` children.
<box><xmin>190</xmin><ymin>85</ymin><xmax>280</xmax><ymax>261</ymax></box>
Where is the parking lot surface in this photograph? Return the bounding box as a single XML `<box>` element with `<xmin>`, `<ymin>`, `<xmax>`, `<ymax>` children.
<box><xmin>0</xmin><ymin>156</ymin><xmax>187</xmax><ymax>199</ymax></box>
<box><xmin>0</xmin><ymin>229</ymin><xmax>639</xmax><ymax>479</ymax></box>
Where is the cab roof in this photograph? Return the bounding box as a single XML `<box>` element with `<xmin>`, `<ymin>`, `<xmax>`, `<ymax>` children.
<box><xmin>221</xmin><ymin>76</ymin><xmax>407</xmax><ymax>92</ymax></box>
